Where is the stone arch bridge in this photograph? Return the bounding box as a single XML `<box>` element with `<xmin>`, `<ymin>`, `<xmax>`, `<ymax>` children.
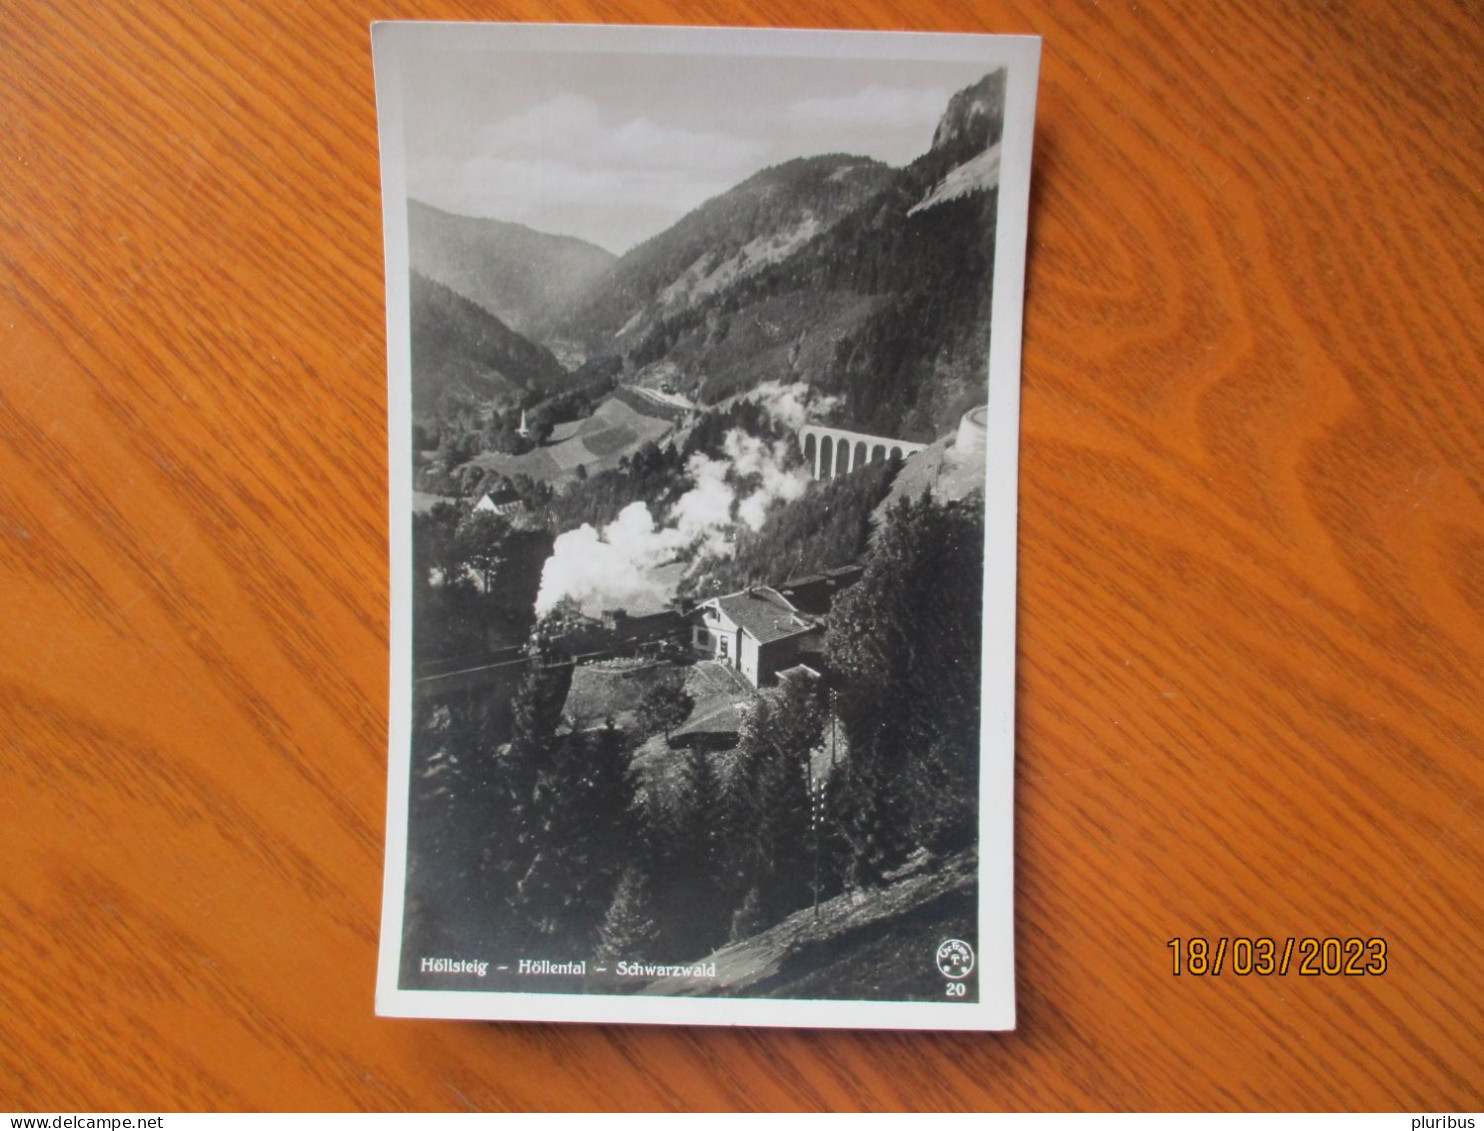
<box><xmin>798</xmin><ymin>424</ymin><xmax>927</xmax><ymax>480</ymax></box>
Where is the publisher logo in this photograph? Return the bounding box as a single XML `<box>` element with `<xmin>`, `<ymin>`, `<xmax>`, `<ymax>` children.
<box><xmin>936</xmin><ymin>938</ymin><xmax>975</xmax><ymax>980</ymax></box>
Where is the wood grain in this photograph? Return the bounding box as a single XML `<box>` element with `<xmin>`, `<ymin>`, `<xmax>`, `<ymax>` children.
<box><xmin>1</xmin><ymin>0</ymin><xmax>1480</xmax><ymax>1112</ymax></box>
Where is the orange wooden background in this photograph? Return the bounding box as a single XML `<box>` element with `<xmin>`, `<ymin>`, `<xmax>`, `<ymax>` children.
<box><xmin>2</xmin><ymin>0</ymin><xmax>1480</xmax><ymax>1112</ymax></box>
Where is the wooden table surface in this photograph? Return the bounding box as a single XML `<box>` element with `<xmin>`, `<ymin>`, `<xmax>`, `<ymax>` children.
<box><xmin>2</xmin><ymin>0</ymin><xmax>1480</xmax><ymax>1113</ymax></box>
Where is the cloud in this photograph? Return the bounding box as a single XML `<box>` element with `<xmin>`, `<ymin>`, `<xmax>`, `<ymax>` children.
<box><xmin>536</xmin><ymin>428</ymin><xmax>812</xmax><ymax>613</ymax></box>
<box><xmin>781</xmin><ymin>84</ymin><xmax>951</xmax><ymax>159</ymax></box>
<box><xmin>414</xmin><ymin>156</ymin><xmax>730</xmax><ymax>252</ymax></box>
<box><xmin>724</xmin><ymin>430</ymin><xmax>809</xmax><ymax>531</ymax></box>
<box><xmin>784</xmin><ymin>84</ymin><xmax>950</xmax><ymax>130</ymax></box>
<box><xmin>482</xmin><ymin>95</ymin><xmax>763</xmax><ymax>176</ymax></box>
<box><xmin>535</xmin><ymin>502</ymin><xmax>686</xmax><ymax>615</ymax></box>
<box><xmin>671</xmin><ymin>453</ymin><xmax>738</xmax><ymax>558</ymax></box>
<box><xmin>411</xmin><ymin>94</ymin><xmax>767</xmax><ymax>250</ymax></box>
<box><xmin>748</xmin><ymin>380</ymin><xmax>840</xmax><ymax>432</ymax></box>
<box><xmin>535</xmin><ymin>454</ymin><xmax>742</xmax><ymax>616</ymax></box>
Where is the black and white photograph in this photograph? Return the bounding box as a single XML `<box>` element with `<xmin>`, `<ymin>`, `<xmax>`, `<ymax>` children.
<box><xmin>373</xmin><ymin>22</ymin><xmax>1038</xmax><ymax>1029</ymax></box>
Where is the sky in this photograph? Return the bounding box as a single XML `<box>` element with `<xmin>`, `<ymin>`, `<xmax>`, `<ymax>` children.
<box><xmin>399</xmin><ymin>47</ymin><xmax>994</xmax><ymax>254</ymax></box>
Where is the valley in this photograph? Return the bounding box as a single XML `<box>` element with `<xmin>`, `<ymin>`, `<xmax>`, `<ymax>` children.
<box><xmin>399</xmin><ymin>66</ymin><xmax>1004</xmax><ymax>992</ymax></box>
<box><xmin>465</xmin><ymin>393</ymin><xmax>679</xmax><ymax>483</ymax></box>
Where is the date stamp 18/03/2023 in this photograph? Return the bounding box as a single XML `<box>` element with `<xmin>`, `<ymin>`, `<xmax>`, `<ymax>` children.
<box><xmin>1167</xmin><ymin>937</ymin><xmax>1388</xmax><ymax>977</ymax></box>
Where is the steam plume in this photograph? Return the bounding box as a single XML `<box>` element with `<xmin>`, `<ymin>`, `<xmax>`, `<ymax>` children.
<box><xmin>535</xmin><ymin>426</ymin><xmax>811</xmax><ymax>614</ymax></box>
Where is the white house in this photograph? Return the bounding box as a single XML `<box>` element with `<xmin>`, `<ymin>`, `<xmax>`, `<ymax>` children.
<box><xmin>473</xmin><ymin>489</ymin><xmax>524</xmax><ymax>519</ymax></box>
<box><xmin>689</xmin><ymin>587</ymin><xmax>820</xmax><ymax>688</ymax></box>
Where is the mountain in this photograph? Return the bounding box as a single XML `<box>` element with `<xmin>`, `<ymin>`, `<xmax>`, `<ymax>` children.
<box><xmin>409</xmin><ymin>68</ymin><xmax>1009</xmax><ymax>445</ymax></box>
<box><xmin>907</xmin><ymin>68</ymin><xmax>1005</xmax><ymax>219</ymax></box>
<box><xmin>928</xmin><ymin>69</ymin><xmax>1007</xmax><ymax>169</ymax></box>
<box><xmin>551</xmin><ymin>154</ymin><xmax>896</xmax><ymax>352</ymax></box>
<box><xmin>408</xmin><ymin>271</ymin><xmax>569</xmax><ymax>424</ymax></box>
<box><xmin>407</xmin><ymin>200</ymin><xmax>616</xmax><ymax>357</ymax></box>
<box><xmin>557</xmin><ymin>69</ymin><xmax>1008</xmax><ymax>441</ymax></box>
<box><xmin>736</xmin><ymin>78</ymin><xmax>1003</xmax><ymax>440</ymax></box>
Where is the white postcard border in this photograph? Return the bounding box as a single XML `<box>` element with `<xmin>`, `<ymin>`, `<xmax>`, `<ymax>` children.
<box><xmin>372</xmin><ymin>21</ymin><xmax>1040</xmax><ymax>1031</ymax></box>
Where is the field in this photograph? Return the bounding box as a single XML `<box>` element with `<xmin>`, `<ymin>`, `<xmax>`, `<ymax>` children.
<box><xmin>467</xmin><ymin>395</ymin><xmax>677</xmax><ymax>483</ymax></box>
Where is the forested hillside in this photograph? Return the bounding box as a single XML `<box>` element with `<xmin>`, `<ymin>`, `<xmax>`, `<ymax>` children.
<box><xmin>409</xmin><ymin>272</ymin><xmax>571</xmax><ymax>426</ymax></box>
<box><xmin>403</xmin><ymin>490</ymin><xmax>985</xmax><ymax>977</ymax></box>
<box><xmin>406</xmin><ymin>69</ymin><xmax>1006</xmax><ymax>465</ymax></box>
<box><xmin>614</xmin><ymin>69</ymin><xmax>1007</xmax><ymax>440</ymax></box>
<box><xmin>564</xmin><ymin>69</ymin><xmax>1008</xmax><ymax>440</ymax></box>
<box><xmin>399</xmin><ymin>67</ymin><xmax>1003</xmax><ymax>998</ymax></box>
<box><xmin>682</xmin><ymin>459</ymin><xmax>899</xmax><ymax>599</ymax></box>
<box><xmin>550</xmin><ymin>154</ymin><xmax>895</xmax><ymax>351</ymax></box>
<box><xmin>408</xmin><ymin>200</ymin><xmax>616</xmax><ymax>346</ymax></box>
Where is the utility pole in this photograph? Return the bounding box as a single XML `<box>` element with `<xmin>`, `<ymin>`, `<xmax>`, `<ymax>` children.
<box><xmin>811</xmin><ymin>773</ymin><xmax>822</xmax><ymax>920</ymax></box>
<box><xmin>829</xmin><ymin>689</ymin><xmax>838</xmax><ymax>770</ymax></box>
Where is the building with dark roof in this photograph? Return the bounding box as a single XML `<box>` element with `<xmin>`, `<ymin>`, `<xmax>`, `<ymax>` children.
<box><xmin>600</xmin><ymin>607</ymin><xmax>685</xmax><ymax>653</ymax></box>
<box><xmin>774</xmin><ymin>564</ymin><xmax>865</xmax><ymax>616</ymax></box>
<box><xmin>689</xmin><ymin>586</ymin><xmax>820</xmax><ymax>688</ymax></box>
<box><xmin>473</xmin><ymin>487</ymin><xmax>525</xmax><ymax>519</ymax></box>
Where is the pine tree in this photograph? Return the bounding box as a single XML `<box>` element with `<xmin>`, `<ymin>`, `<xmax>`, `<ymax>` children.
<box><xmin>824</xmin><ymin>492</ymin><xmax>985</xmax><ymax>881</ymax></box>
<box><xmin>723</xmin><ymin>678</ymin><xmax>823</xmax><ymax>932</ymax></box>
<box><xmin>660</xmin><ymin>746</ymin><xmax>729</xmax><ymax>956</ymax></box>
<box><xmin>826</xmin><ymin>743</ymin><xmax>905</xmax><ymax>889</ymax></box>
<box><xmin>455</xmin><ymin>508</ymin><xmax>511</xmax><ymax>594</ymax></box>
<box><xmin>635</xmin><ymin>674</ymin><xmax>694</xmax><ymax>744</ymax></box>
<box><xmin>405</xmin><ymin>684</ymin><xmax>527</xmax><ymax>956</ymax></box>
<box><xmin>595</xmin><ymin>865</ymin><xmax>661</xmax><ymax>964</ymax></box>
<box><xmin>728</xmin><ymin>885</ymin><xmax>764</xmax><ymax>943</ymax></box>
<box><xmin>490</xmin><ymin>662</ymin><xmax>572</xmax><ymax>945</ymax></box>
<box><xmin>513</xmin><ymin>721</ymin><xmax>637</xmax><ymax>953</ymax></box>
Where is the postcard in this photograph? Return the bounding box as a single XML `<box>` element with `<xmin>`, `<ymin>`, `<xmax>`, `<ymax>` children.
<box><xmin>372</xmin><ymin>21</ymin><xmax>1038</xmax><ymax>1029</ymax></box>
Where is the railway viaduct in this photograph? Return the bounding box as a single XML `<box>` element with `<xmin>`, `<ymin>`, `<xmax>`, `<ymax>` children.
<box><xmin>798</xmin><ymin>424</ymin><xmax>927</xmax><ymax>480</ymax></box>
